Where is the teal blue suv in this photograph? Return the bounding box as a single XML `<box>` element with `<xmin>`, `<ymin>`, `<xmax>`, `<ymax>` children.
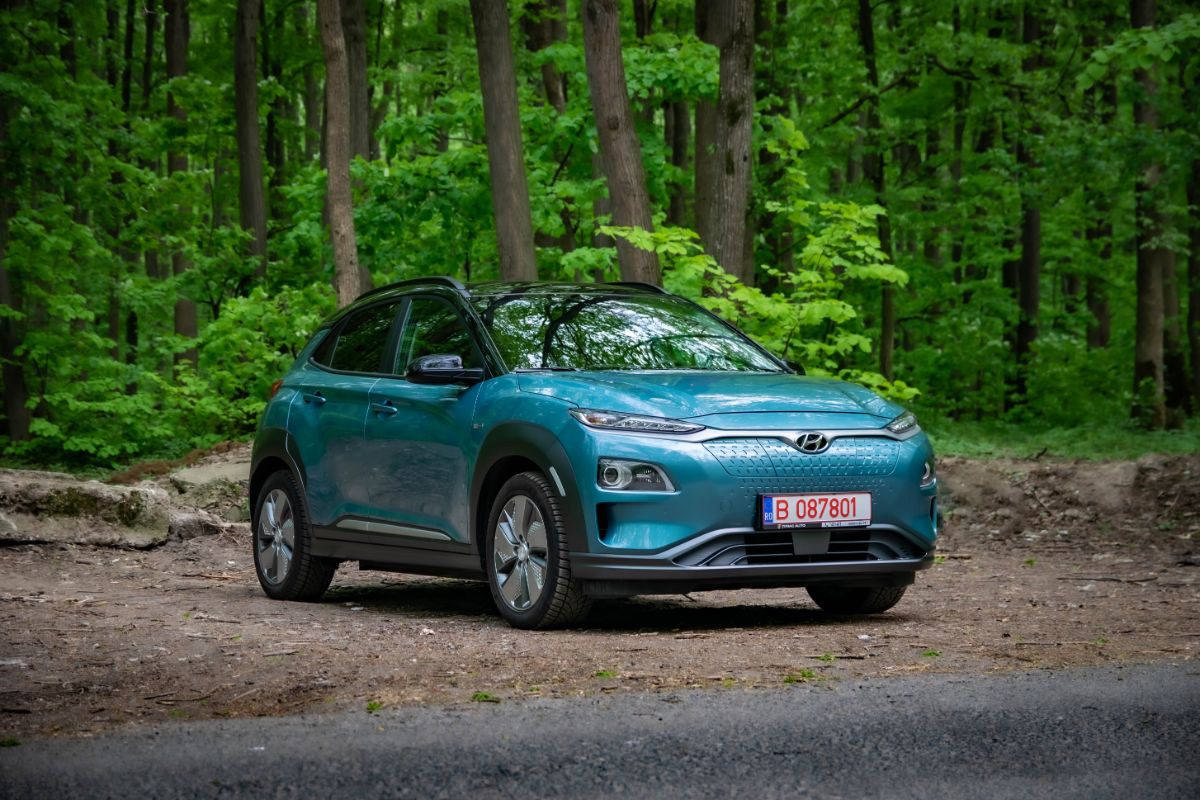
<box><xmin>250</xmin><ymin>278</ymin><xmax>938</xmax><ymax>628</ymax></box>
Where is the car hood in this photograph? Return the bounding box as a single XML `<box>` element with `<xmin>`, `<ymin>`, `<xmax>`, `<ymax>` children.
<box><xmin>516</xmin><ymin>371</ymin><xmax>903</xmax><ymax>426</ymax></box>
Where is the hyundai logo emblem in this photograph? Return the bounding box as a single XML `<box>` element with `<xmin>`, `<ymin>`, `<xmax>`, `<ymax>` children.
<box><xmin>796</xmin><ymin>432</ymin><xmax>830</xmax><ymax>454</ymax></box>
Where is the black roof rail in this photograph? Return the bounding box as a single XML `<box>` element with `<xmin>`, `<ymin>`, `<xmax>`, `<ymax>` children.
<box><xmin>354</xmin><ymin>276</ymin><xmax>469</xmax><ymax>302</ymax></box>
<box><xmin>603</xmin><ymin>281</ymin><xmax>669</xmax><ymax>294</ymax></box>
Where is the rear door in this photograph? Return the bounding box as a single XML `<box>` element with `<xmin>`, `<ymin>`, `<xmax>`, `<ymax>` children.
<box><xmin>362</xmin><ymin>296</ymin><xmax>485</xmax><ymax>543</ymax></box>
<box><xmin>287</xmin><ymin>300</ymin><xmax>403</xmax><ymax>527</ymax></box>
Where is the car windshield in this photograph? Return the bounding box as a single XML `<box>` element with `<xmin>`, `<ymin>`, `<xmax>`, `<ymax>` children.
<box><xmin>470</xmin><ymin>292</ymin><xmax>784</xmax><ymax>372</ymax></box>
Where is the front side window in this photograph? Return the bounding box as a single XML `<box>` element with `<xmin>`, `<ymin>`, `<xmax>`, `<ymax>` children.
<box><xmin>471</xmin><ymin>293</ymin><xmax>783</xmax><ymax>372</ymax></box>
<box><xmin>316</xmin><ymin>301</ymin><xmax>401</xmax><ymax>373</ymax></box>
<box><xmin>393</xmin><ymin>297</ymin><xmax>481</xmax><ymax>374</ymax></box>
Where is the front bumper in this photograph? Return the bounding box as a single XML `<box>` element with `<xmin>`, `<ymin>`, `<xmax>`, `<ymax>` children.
<box><xmin>572</xmin><ymin>524</ymin><xmax>933</xmax><ymax>597</ymax></box>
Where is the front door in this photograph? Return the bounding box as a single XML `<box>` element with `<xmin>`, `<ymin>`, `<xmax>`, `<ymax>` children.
<box><xmin>362</xmin><ymin>296</ymin><xmax>483</xmax><ymax>542</ymax></box>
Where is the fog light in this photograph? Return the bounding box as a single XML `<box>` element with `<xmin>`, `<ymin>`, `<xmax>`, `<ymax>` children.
<box><xmin>597</xmin><ymin>458</ymin><xmax>674</xmax><ymax>492</ymax></box>
<box><xmin>921</xmin><ymin>460</ymin><xmax>936</xmax><ymax>487</ymax></box>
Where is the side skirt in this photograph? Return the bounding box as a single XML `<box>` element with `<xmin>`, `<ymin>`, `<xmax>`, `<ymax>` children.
<box><xmin>312</xmin><ymin>523</ymin><xmax>484</xmax><ymax>580</ymax></box>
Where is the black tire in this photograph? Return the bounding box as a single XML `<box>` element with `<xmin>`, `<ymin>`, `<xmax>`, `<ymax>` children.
<box><xmin>807</xmin><ymin>584</ymin><xmax>908</xmax><ymax>615</ymax></box>
<box><xmin>485</xmin><ymin>471</ymin><xmax>591</xmax><ymax>629</ymax></box>
<box><xmin>252</xmin><ymin>470</ymin><xmax>336</xmax><ymax>601</ymax></box>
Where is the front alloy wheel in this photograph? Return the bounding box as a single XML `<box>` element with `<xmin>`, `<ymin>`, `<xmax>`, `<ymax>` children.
<box><xmin>485</xmin><ymin>472</ymin><xmax>590</xmax><ymax>629</ymax></box>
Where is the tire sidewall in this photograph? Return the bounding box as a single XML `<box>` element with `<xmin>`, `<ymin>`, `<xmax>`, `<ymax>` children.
<box><xmin>485</xmin><ymin>473</ymin><xmax>564</xmax><ymax>628</ymax></box>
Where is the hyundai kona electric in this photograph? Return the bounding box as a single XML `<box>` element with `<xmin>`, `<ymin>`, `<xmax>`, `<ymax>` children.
<box><xmin>250</xmin><ymin>279</ymin><xmax>938</xmax><ymax>628</ymax></box>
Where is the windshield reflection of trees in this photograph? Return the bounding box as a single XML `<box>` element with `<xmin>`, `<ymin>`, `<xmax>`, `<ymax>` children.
<box><xmin>472</xmin><ymin>294</ymin><xmax>780</xmax><ymax>372</ymax></box>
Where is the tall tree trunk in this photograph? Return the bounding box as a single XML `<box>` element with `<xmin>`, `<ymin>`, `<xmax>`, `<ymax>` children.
<box><xmin>691</xmin><ymin>1</ymin><xmax>753</xmax><ymax>283</ymax></box>
<box><xmin>0</xmin><ymin>96</ymin><xmax>30</xmax><ymax>441</ymax></box>
<box><xmin>470</xmin><ymin>0</ymin><xmax>538</xmax><ymax>281</ymax></box>
<box><xmin>122</xmin><ymin>0</ymin><xmax>138</xmax><ymax>392</ymax></box>
<box><xmin>341</xmin><ymin>0</ymin><xmax>371</xmax><ymax>161</ymax></box>
<box><xmin>522</xmin><ymin>0</ymin><xmax>568</xmax><ymax>114</ymax></box>
<box><xmin>165</xmin><ymin>0</ymin><xmax>196</xmax><ymax>365</ymax></box>
<box><xmin>666</xmin><ymin>100</ymin><xmax>689</xmax><ymax>226</ymax></box>
<box><xmin>856</xmin><ymin>0</ymin><xmax>895</xmax><ymax>380</ymax></box>
<box><xmin>235</xmin><ymin>0</ymin><xmax>269</xmax><ymax>276</ymax></box>
<box><xmin>317</xmin><ymin>0</ymin><xmax>364</xmax><ymax>307</ymax></box>
<box><xmin>142</xmin><ymin>0</ymin><xmax>161</xmax><ymax>285</ymax></box>
<box><xmin>1130</xmin><ymin>0</ymin><xmax>1166</xmax><ymax>428</ymax></box>
<box><xmin>1163</xmin><ymin>250</ymin><xmax>1189</xmax><ymax>415</ymax></box>
<box><xmin>299</xmin><ymin>5</ymin><xmax>321</xmax><ymax>161</ymax></box>
<box><xmin>1084</xmin><ymin>68</ymin><xmax>1115</xmax><ymax>350</ymax></box>
<box><xmin>1188</xmin><ymin>158</ymin><xmax>1200</xmax><ymax>405</ymax></box>
<box><xmin>1013</xmin><ymin>9</ymin><xmax>1042</xmax><ymax>400</ymax></box>
<box><xmin>581</xmin><ymin>0</ymin><xmax>661</xmax><ymax>284</ymax></box>
<box><xmin>693</xmin><ymin>0</ymin><xmax>754</xmax><ymax>284</ymax></box>
<box><xmin>694</xmin><ymin>2</ymin><xmax>716</xmax><ymax>248</ymax></box>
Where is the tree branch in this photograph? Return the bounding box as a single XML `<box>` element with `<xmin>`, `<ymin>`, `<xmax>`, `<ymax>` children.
<box><xmin>820</xmin><ymin>72</ymin><xmax>911</xmax><ymax>130</ymax></box>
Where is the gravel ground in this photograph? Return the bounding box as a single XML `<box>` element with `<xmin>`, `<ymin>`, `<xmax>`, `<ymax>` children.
<box><xmin>0</xmin><ymin>453</ymin><xmax>1197</xmax><ymax>738</ymax></box>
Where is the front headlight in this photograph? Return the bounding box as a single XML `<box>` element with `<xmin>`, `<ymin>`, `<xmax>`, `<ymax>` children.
<box><xmin>570</xmin><ymin>408</ymin><xmax>705</xmax><ymax>434</ymax></box>
<box><xmin>886</xmin><ymin>411</ymin><xmax>919</xmax><ymax>435</ymax></box>
<box><xmin>597</xmin><ymin>458</ymin><xmax>675</xmax><ymax>491</ymax></box>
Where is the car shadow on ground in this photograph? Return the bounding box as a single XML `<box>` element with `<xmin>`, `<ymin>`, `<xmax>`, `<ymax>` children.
<box><xmin>322</xmin><ymin>577</ymin><xmax>917</xmax><ymax>633</ymax></box>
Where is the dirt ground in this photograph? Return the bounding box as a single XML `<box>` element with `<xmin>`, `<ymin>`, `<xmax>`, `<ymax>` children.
<box><xmin>2</xmin><ymin>452</ymin><xmax>1197</xmax><ymax>739</ymax></box>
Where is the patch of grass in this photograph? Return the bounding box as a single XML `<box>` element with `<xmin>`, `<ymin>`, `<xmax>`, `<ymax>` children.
<box><xmin>471</xmin><ymin>691</ymin><xmax>500</xmax><ymax>703</ymax></box>
<box><xmin>181</xmin><ymin>611</ymin><xmax>192</xmax><ymax>620</ymax></box>
<box><xmin>933</xmin><ymin>554</ymin><xmax>947</xmax><ymax>565</ymax></box>
<box><xmin>593</xmin><ymin>669</ymin><xmax>618</xmax><ymax>679</ymax></box>
<box><xmin>366</xmin><ymin>700</ymin><xmax>383</xmax><ymax>714</ymax></box>
<box><xmin>921</xmin><ymin>649</ymin><xmax>942</xmax><ymax>658</ymax></box>
<box><xmin>816</xmin><ymin>652</ymin><xmax>836</xmax><ymax>663</ymax></box>
<box><xmin>923</xmin><ymin>418</ymin><xmax>1200</xmax><ymax>461</ymax></box>
<box><xmin>167</xmin><ymin>708</ymin><xmax>189</xmax><ymax>719</ymax></box>
<box><xmin>721</xmin><ymin>678</ymin><xmax>737</xmax><ymax>689</ymax></box>
<box><xmin>783</xmin><ymin>669</ymin><xmax>818</xmax><ymax>684</ymax></box>
<box><xmin>1023</xmin><ymin>558</ymin><xmax>1037</xmax><ymax>567</ymax></box>
<box><xmin>1094</xmin><ymin>636</ymin><xmax>1110</xmax><ymax>645</ymax></box>
<box><xmin>0</xmin><ymin>738</ymin><xmax>20</xmax><ymax>748</ymax></box>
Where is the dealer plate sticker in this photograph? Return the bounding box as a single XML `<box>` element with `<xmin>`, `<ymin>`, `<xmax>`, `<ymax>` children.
<box><xmin>761</xmin><ymin>492</ymin><xmax>872</xmax><ymax>530</ymax></box>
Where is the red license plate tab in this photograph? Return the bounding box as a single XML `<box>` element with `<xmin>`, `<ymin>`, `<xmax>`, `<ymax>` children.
<box><xmin>760</xmin><ymin>492</ymin><xmax>872</xmax><ymax>530</ymax></box>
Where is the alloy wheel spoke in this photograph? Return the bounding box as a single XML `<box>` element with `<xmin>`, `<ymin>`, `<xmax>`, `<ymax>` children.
<box><xmin>525</xmin><ymin>519</ymin><xmax>547</xmax><ymax>552</ymax></box>
<box><xmin>500</xmin><ymin>566</ymin><xmax>525</xmax><ymax>607</ymax></box>
<box><xmin>275</xmin><ymin>541</ymin><xmax>292</xmax><ymax>579</ymax></box>
<box><xmin>526</xmin><ymin>556</ymin><xmax>546</xmax><ymax>592</ymax></box>
<box><xmin>493</xmin><ymin>528</ymin><xmax>517</xmax><ymax>569</ymax></box>
<box><xmin>510</xmin><ymin>495</ymin><xmax>530</xmax><ymax>537</ymax></box>
<box><xmin>260</xmin><ymin>540</ymin><xmax>277</xmax><ymax>576</ymax></box>
<box><xmin>280</xmin><ymin>518</ymin><xmax>295</xmax><ymax>548</ymax></box>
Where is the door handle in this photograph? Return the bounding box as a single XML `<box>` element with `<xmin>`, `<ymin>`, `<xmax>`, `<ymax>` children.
<box><xmin>371</xmin><ymin>401</ymin><xmax>398</xmax><ymax>416</ymax></box>
<box><xmin>302</xmin><ymin>392</ymin><xmax>326</xmax><ymax>406</ymax></box>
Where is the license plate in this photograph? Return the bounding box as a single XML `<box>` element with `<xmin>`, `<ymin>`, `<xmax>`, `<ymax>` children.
<box><xmin>760</xmin><ymin>492</ymin><xmax>872</xmax><ymax>530</ymax></box>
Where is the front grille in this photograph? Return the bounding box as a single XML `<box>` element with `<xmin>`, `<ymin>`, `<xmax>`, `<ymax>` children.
<box><xmin>705</xmin><ymin>436</ymin><xmax>900</xmax><ymax>479</ymax></box>
<box><xmin>673</xmin><ymin>529</ymin><xmax>925</xmax><ymax>567</ymax></box>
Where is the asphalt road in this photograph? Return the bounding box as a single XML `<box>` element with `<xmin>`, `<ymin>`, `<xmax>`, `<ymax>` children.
<box><xmin>2</xmin><ymin>664</ymin><xmax>1197</xmax><ymax>800</ymax></box>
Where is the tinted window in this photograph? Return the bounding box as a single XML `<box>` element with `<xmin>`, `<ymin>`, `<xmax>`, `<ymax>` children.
<box><xmin>470</xmin><ymin>293</ymin><xmax>782</xmax><ymax>372</ymax></box>
<box><xmin>322</xmin><ymin>302</ymin><xmax>401</xmax><ymax>373</ymax></box>
<box><xmin>393</xmin><ymin>297</ymin><xmax>481</xmax><ymax>374</ymax></box>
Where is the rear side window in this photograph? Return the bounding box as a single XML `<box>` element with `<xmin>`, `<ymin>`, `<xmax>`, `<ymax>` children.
<box><xmin>315</xmin><ymin>302</ymin><xmax>401</xmax><ymax>373</ymax></box>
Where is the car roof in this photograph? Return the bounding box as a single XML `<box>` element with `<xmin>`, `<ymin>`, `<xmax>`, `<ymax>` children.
<box><xmin>323</xmin><ymin>278</ymin><xmax>674</xmax><ymax>329</ymax></box>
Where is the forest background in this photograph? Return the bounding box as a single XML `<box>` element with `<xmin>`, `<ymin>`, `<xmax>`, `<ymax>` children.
<box><xmin>1</xmin><ymin>0</ymin><xmax>1198</xmax><ymax>470</ymax></box>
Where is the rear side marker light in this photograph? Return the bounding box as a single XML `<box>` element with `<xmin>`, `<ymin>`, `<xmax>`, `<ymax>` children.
<box><xmin>267</xmin><ymin>379</ymin><xmax>283</xmax><ymax>399</ymax></box>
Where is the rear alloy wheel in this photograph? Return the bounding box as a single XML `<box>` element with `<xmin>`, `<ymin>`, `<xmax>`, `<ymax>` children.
<box><xmin>486</xmin><ymin>472</ymin><xmax>590</xmax><ymax>629</ymax></box>
<box><xmin>807</xmin><ymin>584</ymin><xmax>908</xmax><ymax>615</ymax></box>
<box><xmin>253</xmin><ymin>470</ymin><xmax>336</xmax><ymax>601</ymax></box>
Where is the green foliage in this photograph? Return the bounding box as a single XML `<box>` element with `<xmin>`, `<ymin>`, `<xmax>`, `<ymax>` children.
<box><xmin>2</xmin><ymin>0</ymin><xmax>1197</xmax><ymax>469</ymax></box>
<box><xmin>925</xmin><ymin>418</ymin><xmax>1200</xmax><ymax>461</ymax></box>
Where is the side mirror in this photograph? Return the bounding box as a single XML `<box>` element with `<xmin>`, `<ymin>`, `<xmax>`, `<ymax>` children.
<box><xmin>406</xmin><ymin>354</ymin><xmax>485</xmax><ymax>385</ymax></box>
